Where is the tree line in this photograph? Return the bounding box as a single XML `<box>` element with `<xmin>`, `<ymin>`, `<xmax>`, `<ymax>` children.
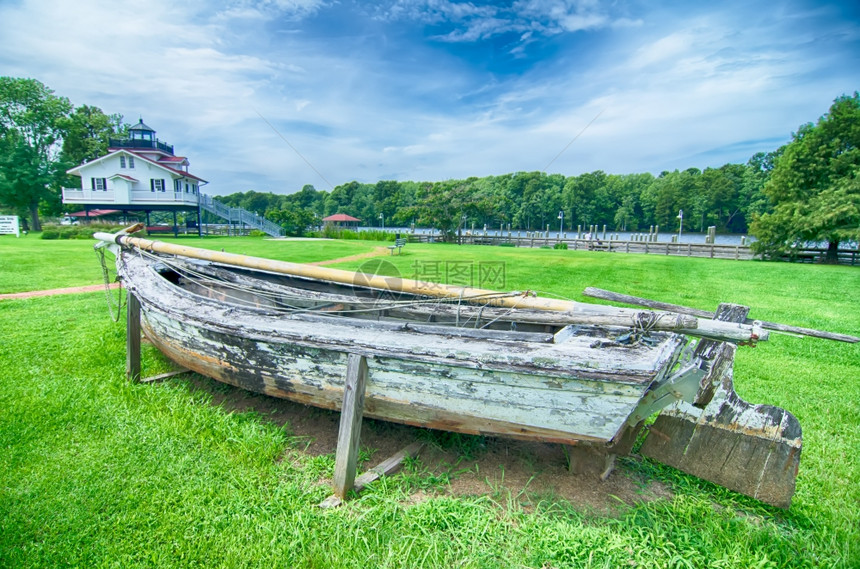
<box><xmin>1</xmin><ymin>76</ymin><xmax>857</xmax><ymax>261</ymax></box>
<box><xmin>221</xmin><ymin>160</ymin><xmax>772</xmax><ymax>238</ymax></box>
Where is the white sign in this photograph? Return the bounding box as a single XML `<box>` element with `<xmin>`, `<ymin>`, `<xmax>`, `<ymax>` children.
<box><xmin>0</xmin><ymin>216</ymin><xmax>20</xmax><ymax>237</ymax></box>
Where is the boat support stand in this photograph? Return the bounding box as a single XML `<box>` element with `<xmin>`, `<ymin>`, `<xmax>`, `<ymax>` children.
<box><xmin>320</xmin><ymin>354</ymin><xmax>424</xmax><ymax>508</ymax></box>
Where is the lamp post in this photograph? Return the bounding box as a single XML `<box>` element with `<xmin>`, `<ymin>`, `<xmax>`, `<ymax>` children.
<box><xmin>378</xmin><ymin>212</ymin><xmax>384</xmax><ymax>231</ymax></box>
<box><xmin>677</xmin><ymin>209</ymin><xmax>683</xmax><ymax>242</ymax></box>
<box><xmin>558</xmin><ymin>210</ymin><xmax>564</xmax><ymax>237</ymax></box>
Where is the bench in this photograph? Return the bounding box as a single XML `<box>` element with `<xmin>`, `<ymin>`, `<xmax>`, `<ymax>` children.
<box><xmin>388</xmin><ymin>238</ymin><xmax>407</xmax><ymax>255</ymax></box>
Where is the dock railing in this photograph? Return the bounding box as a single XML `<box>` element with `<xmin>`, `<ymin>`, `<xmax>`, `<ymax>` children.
<box><xmin>405</xmin><ymin>233</ymin><xmax>858</xmax><ymax>265</ymax></box>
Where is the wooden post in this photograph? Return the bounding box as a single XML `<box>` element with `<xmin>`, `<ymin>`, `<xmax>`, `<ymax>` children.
<box><xmin>126</xmin><ymin>293</ymin><xmax>141</xmax><ymax>382</ymax></box>
<box><xmin>333</xmin><ymin>354</ymin><xmax>369</xmax><ymax>499</ymax></box>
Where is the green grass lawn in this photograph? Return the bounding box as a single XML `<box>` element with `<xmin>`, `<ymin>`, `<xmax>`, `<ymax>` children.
<box><xmin>1</xmin><ymin>236</ymin><xmax>858</xmax><ymax>567</ymax></box>
<box><xmin>0</xmin><ymin>234</ymin><xmax>381</xmax><ymax>293</ymax></box>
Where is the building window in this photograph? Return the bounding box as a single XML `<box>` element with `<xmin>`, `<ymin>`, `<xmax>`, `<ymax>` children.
<box><xmin>128</xmin><ymin>156</ymin><xmax>135</xmax><ymax>169</ymax></box>
<box><xmin>91</xmin><ymin>177</ymin><xmax>107</xmax><ymax>190</ymax></box>
<box><xmin>120</xmin><ymin>156</ymin><xmax>126</xmax><ymax>168</ymax></box>
<box><xmin>151</xmin><ymin>179</ymin><xmax>165</xmax><ymax>192</ymax></box>
<box><xmin>174</xmin><ymin>179</ymin><xmax>182</xmax><ymax>192</ymax></box>
<box><xmin>185</xmin><ymin>183</ymin><xmax>189</xmax><ymax>193</ymax></box>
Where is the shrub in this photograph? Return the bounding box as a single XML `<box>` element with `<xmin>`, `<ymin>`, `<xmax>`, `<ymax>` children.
<box><xmin>317</xmin><ymin>226</ymin><xmax>397</xmax><ymax>241</ymax></box>
<box><xmin>553</xmin><ymin>242</ymin><xmax>568</xmax><ymax>250</ymax></box>
<box><xmin>39</xmin><ymin>223</ymin><xmax>123</xmax><ymax>240</ymax></box>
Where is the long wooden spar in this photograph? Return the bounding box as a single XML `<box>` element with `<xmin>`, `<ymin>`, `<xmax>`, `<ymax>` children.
<box><xmin>94</xmin><ymin>230</ymin><xmax>766</xmax><ymax>343</ymax></box>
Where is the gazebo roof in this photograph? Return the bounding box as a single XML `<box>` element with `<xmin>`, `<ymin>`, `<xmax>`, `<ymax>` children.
<box><xmin>322</xmin><ymin>213</ymin><xmax>361</xmax><ymax>222</ymax></box>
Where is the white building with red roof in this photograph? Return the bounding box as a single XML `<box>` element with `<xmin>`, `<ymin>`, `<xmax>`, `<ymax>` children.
<box><xmin>63</xmin><ymin>119</ymin><xmax>207</xmax><ymax>211</ymax></box>
<box><xmin>61</xmin><ymin>119</ymin><xmax>283</xmax><ymax>237</ymax></box>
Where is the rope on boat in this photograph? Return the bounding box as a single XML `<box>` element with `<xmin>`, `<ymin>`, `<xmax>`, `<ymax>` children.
<box><xmin>133</xmin><ymin>249</ymin><xmax>522</xmax><ymax>323</ymax></box>
<box><xmin>96</xmin><ymin>246</ymin><xmax>124</xmax><ymax>322</ymax></box>
<box><xmin>123</xmin><ymin>249</ymin><xmax>695</xmax><ymax>341</ymax></box>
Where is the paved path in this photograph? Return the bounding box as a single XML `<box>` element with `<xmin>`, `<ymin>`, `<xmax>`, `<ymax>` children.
<box><xmin>0</xmin><ymin>283</ymin><xmax>120</xmax><ymax>300</ymax></box>
<box><xmin>309</xmin><ymin>246</ymin><xmax>389</xmax><ymax>266</ymax></box>
<box><xmin>0</xmin><ymin>247</ymin><xmax>389</xmax><ymax>299</ymax></box>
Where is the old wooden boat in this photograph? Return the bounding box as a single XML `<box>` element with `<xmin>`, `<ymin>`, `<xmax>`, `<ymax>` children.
<box><xmin>95</xmin><ymin>227</ymin><xmax>814</xmax><ymax>507</ymax></box>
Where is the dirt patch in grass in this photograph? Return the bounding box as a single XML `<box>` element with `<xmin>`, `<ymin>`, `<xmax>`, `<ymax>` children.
<box><xmin>0</xmin><ymin>282</ymin><xmax>119</xmax><ymax>299</ymax></box>
<box><xmin>309</xmin><ymin>246</ymin><xmax>389</xmax><ymax>266</ymax></box>
<box><xmin>178</xmin><ymin>373</ymin><xmax>674</xmax><ymax>513</ymax></box>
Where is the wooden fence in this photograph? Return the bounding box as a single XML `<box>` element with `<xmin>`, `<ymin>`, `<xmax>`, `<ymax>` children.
<box><xmin>405</xmin><ymin>234</ymin><xmax>859</xmax><ymax>265</ymax></box>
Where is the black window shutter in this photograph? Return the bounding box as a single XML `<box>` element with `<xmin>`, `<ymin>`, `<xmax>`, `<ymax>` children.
<box><xmin>150</xmin><ymin>179</ymin><xmax>155</xmax><ymax>192</ymax></box>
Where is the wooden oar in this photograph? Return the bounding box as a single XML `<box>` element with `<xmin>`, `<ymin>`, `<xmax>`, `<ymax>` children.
<box><xmin>584</xmin><ymin>287</ymin><xmax>858</xmax><ymax>343</ymax></box>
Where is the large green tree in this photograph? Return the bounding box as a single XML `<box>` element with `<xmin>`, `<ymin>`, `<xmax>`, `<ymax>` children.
<box><xmin>0</xmin><ymin>77</ymin><xmax>72</xmax><ymax>230</ymax></box>
<box><xmin>751</xmin><ymin>93</ymin><xmax>860</xmax><ymax>262</ymax></box>
<box><xmin>59</xmin><ymin>105</ymin><xmax>125</xmax><ymax>167</ymax></box>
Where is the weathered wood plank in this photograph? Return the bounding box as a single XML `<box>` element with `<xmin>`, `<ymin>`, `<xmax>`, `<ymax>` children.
<box><xmin>126</xmin><ymin>293</ymin><xmax>141</xmax><ymax>382</ymax></box>
<box><xmin>140</xmin><ymin>368</ymin><xmax>191</xmax><ymax>384</ymax></box>
<box><xmin>320</xmin><ymin>442</ymin><xmax>424</xmax><ymax>508</ymax></box>
<box><xmin>142</xmin><ymin>306</ymin><xmax>653</xmax><ymax>445</ymax></box>
<box><xmin>640</xmin><ymin>303</ymin><xmax>802</xmax><ymax>508</ymax></box>
<box><xmin>333</xmin><ymin>354</ymin><xmax>368</xmax><ymax>499</ymax></box>
<box><xmin>353</xmin><ymin>441</ymin><xmax>424</xmax><ymax>491</ymax></box>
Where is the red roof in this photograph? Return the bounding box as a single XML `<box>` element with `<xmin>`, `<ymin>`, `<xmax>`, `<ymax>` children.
<box><xmin>110</xmin><ymin>174</ymin><xmax>139</xmax><ymax>182</ymax></box>
<box><xmin>67</xmin><ymin>149</ymin><xmax>207</xmax><ymax>184</ymax></box>
<box><xmin>127</xmin><ymin>150</ymin><xmax>206</xmax><ymax>182</ymax></box>
<box><xmin>323</xmin><ymin>213</ymin><xmax>361</xmax><ymax>222</ymax></box>
<box><xmin>67</xmin><ymin>209</ymin><xmax>121</xmax><ymax>217</ymax></box>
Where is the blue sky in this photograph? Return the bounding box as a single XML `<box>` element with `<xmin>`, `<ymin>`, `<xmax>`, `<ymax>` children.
<box><xmin>1</xmin><ymin>0</ymin><xmax>858</xmax><ymax>195</ymax></box>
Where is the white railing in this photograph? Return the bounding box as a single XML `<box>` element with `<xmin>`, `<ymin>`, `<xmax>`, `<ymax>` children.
<box><xmin>199</xmin><ymin>194</ymin><xmax>284</xmax><ymax>237</ymax></box>
<box><xmin>129</xmin><ymin>190</ymin><xmax>199</xmax><ymax>204</ymax></box>
<box><xmin>63</xmin><ymin>187</ymin><xmax>198</xmax><ymax>205</ymax></box>
<box><xmin>62</xmin><ymin>188</ymin><xmax>116</xmax><ymax>202</ymax></box>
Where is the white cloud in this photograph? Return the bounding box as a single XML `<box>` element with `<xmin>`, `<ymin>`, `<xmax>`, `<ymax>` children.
<box><xmin>383</xmin><ymin>0</ymin><xmax>626</xmax><ymax>43</ymax></box>
<box><xmin>215</xmin><ymin>0</ymin><xmax>328</xmax><ymax>21</ymax></box>
<box><xmin>0</xmin><ymin>0</ymin><xmax>855</xmax><ymax>194</ymax></box>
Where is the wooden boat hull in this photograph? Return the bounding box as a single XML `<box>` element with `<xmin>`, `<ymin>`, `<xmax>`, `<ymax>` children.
<box><xmin>97</xmin><ymin>229</ymin><xmax>803</xmax><ymax>508</ymax></box>
<box><xmin>119</xmin><ymin>251</ymin><xmax>688</xmax><ymax>446</ymax></box>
